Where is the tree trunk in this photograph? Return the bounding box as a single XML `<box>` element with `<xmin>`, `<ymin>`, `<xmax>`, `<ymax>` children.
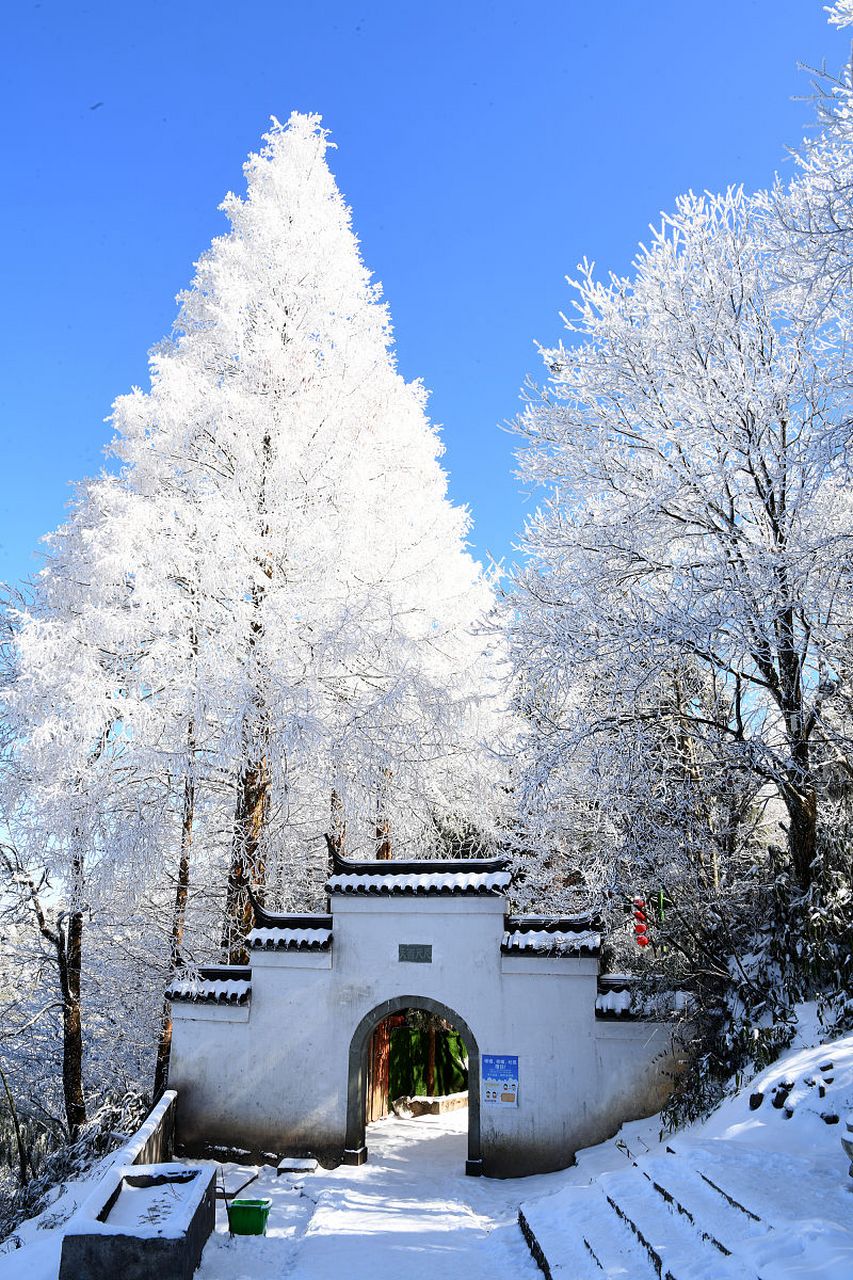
<box><xmin>153</xmin><ymin>768</ymin><xmax>195</xmax><ymax>1100</ymax></box>
<box><xmin>375</xmin><ymin>767</ymin><xmax>392</xmax><ymax>860</ymax></box>
<box><xmin>18</xmin><ymin>842</ymin><xmax>87</xmax><ymax>1138</ymax></box>
<box><xmin>56</xmin><ymin>859</ymin><xmax>86</xmax><ymax>1137</ymax></box>
<box><xmin>223</xmin><ymin>431</ymin><xmax>274</xmax><ymax>961</ymax></box>
<box><xmin>0</xmin><ymin>1056</ymin><xmax>29</xmax><ymax>1186</ymax></box>
<box><xmin>223</xmin><ymin>754</ymin><xmax>270</xmax><ymax>963</ymax></box>
<box><xmin>783</xmin><ymin>777</ymin><xmax>818</xmax><ymax>892</ymax></box>
<box><xmin>774</xmin><ymin>583</ymin><xmax>817</xmax><ymax>892</ymax></box>
<box><xmin>778</xmin><ymin>706</ymin><xmax>817</xmax><ymax>892</ymax></box>
<box><xmin>329</xmin><ymin>788</ymin><xmax>347</xmax><ymax>857</ymax></box>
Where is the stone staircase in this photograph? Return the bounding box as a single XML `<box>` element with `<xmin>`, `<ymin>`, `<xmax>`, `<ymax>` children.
<box><xmin>518</xmin><ymin>1136</ymin><xmax>849</xmax><ymax>1279</ymax></box>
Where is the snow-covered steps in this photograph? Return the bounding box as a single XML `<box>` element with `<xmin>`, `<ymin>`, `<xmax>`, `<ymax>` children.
<box><xmin>520</xmin><ymin>1162</ymin><xmax>766</xmax><ymax>1280</ymax></box>
<box><xmin>637</xmin><ymin>1154</ymin><xmax>766</xmax><ymax>1256</ymax></box>
<box><xmin>520</xmin><ymin>1184</ymin><xmax>649</xmax><ymax>1279</ymax></box>
<box><xmin>666</xmin><ymin>1138</ymin><xmax>852</xmax><ymax>1234</ymax></box>
<box><xmin>599</xmin><ymin>1165</ymin><xmax>764</xmax><ymax>1279</ymax></box>
<box><xmin>519</xmin><ymin>1122</ymin><xmax>853</xmax><ymax>1280</ymax></box>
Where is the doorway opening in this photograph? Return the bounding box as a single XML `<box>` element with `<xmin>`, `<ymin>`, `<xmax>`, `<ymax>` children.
<box><xmin>365</xmin><ymin>1007</ymin><xmax>468</xmax><ymax>1123</ymax></box>
<box><xmin>345</xmin><ymin>995</ymin><xmax>482</xmax><ymax>1175</ymax></box>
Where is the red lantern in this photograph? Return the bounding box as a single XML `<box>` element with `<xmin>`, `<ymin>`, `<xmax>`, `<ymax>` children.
<box><xmin>633</xmin><ymin>897</ymin><xmax>649</xmax><ymax>949</ymax></box>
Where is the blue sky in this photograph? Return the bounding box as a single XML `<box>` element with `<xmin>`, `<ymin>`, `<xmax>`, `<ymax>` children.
<box><xmin>0</xmin><ymin>2</ymin><xmax>847</xmax><ymax>588</ymax></box>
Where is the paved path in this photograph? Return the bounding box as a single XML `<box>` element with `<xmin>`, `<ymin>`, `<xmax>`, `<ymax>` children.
<box><xmin>196</xmin><ymin>1110</ymin><xmax>549</xmax><ymax>1279</ymax></box>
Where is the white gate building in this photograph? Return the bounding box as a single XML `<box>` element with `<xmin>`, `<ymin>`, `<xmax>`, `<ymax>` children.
<box><xmin>168</xmin><ymin>854</ymin><xmax>679</xmax><ymax>1177</ymax></box>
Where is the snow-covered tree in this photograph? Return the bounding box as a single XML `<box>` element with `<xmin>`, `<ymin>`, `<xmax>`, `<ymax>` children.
<box><xmin>3</xmin><ymin>112</ymin><xmax>510</xmax><ymax>1088</ymax></box>
<box><xmin>106</xmin><ymin>113</ymin><xmax>509</xmax><ymax>948</ymax></box>
<box><xmin>508</xmin><ymin>181</ymin><xmax>853</xmax><ymax>1108</ymax></box>
<box><xmin>759</xmin><ymin>2</ymin><xmax>853</xmax><ymax>312</ymax></box>
<box><xmin>510</xmin><ymin>186</ymin><xmax>853</xmax><ymax>901</ymax></box>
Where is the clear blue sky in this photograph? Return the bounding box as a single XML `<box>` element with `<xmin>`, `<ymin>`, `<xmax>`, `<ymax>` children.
<box><xmin>0</xmin><ymin>2</ymin><xmax>847</xmax><ymax>588</ymax></box>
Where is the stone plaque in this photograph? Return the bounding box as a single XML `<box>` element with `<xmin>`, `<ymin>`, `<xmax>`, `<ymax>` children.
<box><xmin>398</xmin><ymin>943</ymin><xmax>432</xmax><ymax>963</ymax></box>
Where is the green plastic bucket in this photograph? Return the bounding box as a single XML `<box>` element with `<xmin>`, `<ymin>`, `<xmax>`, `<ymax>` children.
<box><xmin>226</xmin><ymin>1197</ymin><xmax>272</xmax><ymax>1235</ymax></box>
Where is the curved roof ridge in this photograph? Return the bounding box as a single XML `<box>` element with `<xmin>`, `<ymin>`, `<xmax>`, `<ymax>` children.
<box><xmin>329</xmin><ymin>850</ymin><xmax>512</xmax><ymax>877</ymax></box>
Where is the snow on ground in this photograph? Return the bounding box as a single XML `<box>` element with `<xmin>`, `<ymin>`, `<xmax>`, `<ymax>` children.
<box><xmin>700</xmin><ymin>1026</ymin><xmax>853</xmax><ymax>1148</ymax></box>
<box><xmin>0</xmin><ymin>1145</ymin><xmax>119</xmax><ymax>1280</ymax></box>
<box><xmin>520</xmin><ymin>1023</ymin><xmax>853</xmax><ymax>1279</ymax></box>
<box><xmin>106</xmin><ymin>1174</ymin><xmax>192</xmax><ymax>1230</ymax></box>
<box><xmin>196</xmin><ymin>1109</ymin><xmax>547</xmax><ymax>1280</ymax></box>
<box><xmin>3</xmin><ymin>1018</ymin><xmax>852</xmax><ymax>1279</ymax></box>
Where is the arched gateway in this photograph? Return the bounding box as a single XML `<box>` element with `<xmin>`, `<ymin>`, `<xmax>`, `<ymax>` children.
<box><xmin>346</xmin><ymin>994</ymin><xmax>482</xmax><ymax>1174</ymax></box>
<box><xmin>168</xmin><ymin>854</ymin><xmax>679</xmax><ymax>1177</ymax></box>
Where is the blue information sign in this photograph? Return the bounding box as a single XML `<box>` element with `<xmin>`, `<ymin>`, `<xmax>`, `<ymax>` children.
<box><xmin>481</xmin><ymin>1054</ymin><xmax>519</xmax><ymax>1107</ymax></box>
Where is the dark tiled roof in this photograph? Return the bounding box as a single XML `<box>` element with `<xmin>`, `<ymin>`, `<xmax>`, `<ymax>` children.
<box><xmin>597</xmin><ymin>973</ymin><xmax>636</xmax><ymax>993</ymax></box>
<box><xmin>166</xmin><ymin>965</ymin><xmax>252</xmax><ymax>1005</ymax></box>
<box><xmin>502</xmin><ymin>914</ymin><xmax>601</xmax><ymax>957</ymax></box>
<box><xmin>595</xmin><ymin>973</ymin><xmax>640</xmax><ymax>1018</ymax></box>
<box><xmin>248</xmin><ymin>910</ymin><xmax>333</xmax><ymax>952</ymax></box>
<box><xmin>594</xmin><ymin>975</ymin><xmax>688</xmax><ymax>1020</ymax></box>
<box><xmin>326</xmin><ymin>851</ymin><xmax>512</xmax><ymax>897</ymax></box>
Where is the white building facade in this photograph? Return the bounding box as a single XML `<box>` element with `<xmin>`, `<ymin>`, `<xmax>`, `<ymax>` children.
<box><xmin>168</xmin><ymin>855</ymin><xmax>679</xmax><ymax>1177</ymax></box>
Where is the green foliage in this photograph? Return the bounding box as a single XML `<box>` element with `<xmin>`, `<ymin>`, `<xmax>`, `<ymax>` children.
<box><xmin>388</xmin><ymin>1026</ymin><xmax>468</xmax><ymax>1100</ymax></box>
<box><xmin>659</xmin><ymin>824</ymin><xmax>853</xmax><ymax>1129</ymax></box>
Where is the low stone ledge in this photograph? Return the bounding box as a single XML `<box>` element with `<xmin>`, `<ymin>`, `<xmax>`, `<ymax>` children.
<box><xmin>125</xmin><ymin>1090</ymin><xmax>177</xmax><ymax>1167</ymax></box>
<box><xmin>392</xmin><ymin>1090</ymin><xmax>468</xmax><ymax>1117</ymax></box>
<box><xmin>59</xmin><ymin>1162</ymin><xmax>216</xmax><ymax>1280</ymax></box>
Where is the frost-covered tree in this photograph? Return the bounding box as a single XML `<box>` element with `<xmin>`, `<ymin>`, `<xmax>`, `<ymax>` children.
<box><xmin>759</xmin><ymin>1</ymin><xmax>853</xmax><ymax>311</ymax></box>
<box><xmin>510</xmin><ymin>187</ymin><xmax>853</xmax><ymax>901</ymax></box>
<box><xmin>508</xmin><ymin>183</ymin><xmax>853</xmax><ymax>1109</ymax></box>
<box><xmin>0</xmin><ymin>513</ymin><xmax>187</xmax><ymax>1132</ymax></box>
<box><xmin>3</xmin><ymin>112</ymin><xmax>510</xmax><ymax>1087</ymax></box>
<box><xmin>104</xmin><ymin>113</ymin><xmax>509</xmax><ymax>952</ymax></box>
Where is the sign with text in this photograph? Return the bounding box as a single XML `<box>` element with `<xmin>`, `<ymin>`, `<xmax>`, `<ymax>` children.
<box><xmin>398</xmin><ymin>943</ymin><xmax>432</xmax><ymax>963</ymax></box>
<box><xmin>482</xmin><ymin>1054</ymin><xmax>519</xmax><ymax>1107</ymax></box>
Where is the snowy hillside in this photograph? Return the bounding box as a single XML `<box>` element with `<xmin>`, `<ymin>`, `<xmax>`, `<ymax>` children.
<box><xmin>520</xmin><ymin>1026</ymin><xmax>853</xmax><ymax>1279</ymax></box>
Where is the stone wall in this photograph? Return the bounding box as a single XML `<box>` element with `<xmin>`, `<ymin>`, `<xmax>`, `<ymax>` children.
<box><xmin>171</xmin><ymin>891</ymin><xmax>681</xmax><ymax>1177</ymax></box>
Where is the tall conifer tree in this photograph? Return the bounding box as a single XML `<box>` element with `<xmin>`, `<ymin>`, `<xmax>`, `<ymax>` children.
<box><xmin>6</xmin><ymin>114</ymin><xmax>508</xmax><ymax>1001</ymax></box>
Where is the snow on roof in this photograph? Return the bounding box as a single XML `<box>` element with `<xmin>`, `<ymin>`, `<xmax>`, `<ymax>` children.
<box><xmin>595</xmin><ymin>987</ymin><xmax>636</xmax><ymax>1016</ymax></box>
<box><xmin>502</xmin><ymin>914</ymin><xmax>601</xmax><ymax>957</ymax></box>
<box><xmin>249</xmin><ymin>924</ymin><xmax>333</xmax><ymax>951</ymax></box>
<box><xmin>594</xmin><ymin>976</ymin><xmax>688</xmax><ymax>1020</ymax></box>
<box><xmin>166</xmin><ymin>965</ymin><xmax>251</xmax><ymax>1005</ymax></box>
<box><xmin>326</xmin><ymin>852</ymin><xmax>513</xmax><ymax>897</ymax></box>
<box><xmin>503</xmin><ymin>927</ymin><xmax>601</xmax><ymax>956</ymax></box>
<box><xmin>329</xmin><ymin>868</ymin><xmax>512</xmax><ymax>896</ymax></box>
<box><xmin>248</xmin><ymin>904</ymin><xmax>333</xmax><ymax>950</ymax></box>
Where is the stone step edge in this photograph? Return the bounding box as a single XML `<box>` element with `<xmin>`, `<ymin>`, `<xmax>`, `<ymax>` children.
<box><xmin>519</xmin><ymin>1204</ymin><xmax>612</xmax><ymax>1277</ymax></box>
<box><xmin>604</xmin><ymin>1192</ymin><xmax>670</xmax><ymax>1280</ymax></box>
<box><xmin>605</xmin><ymin>1176</ymin><xmax>766</xmax><ymax>1280</ymax></box>
<box><xmin>637</xmin><ymin>1166</ymin><xmax>734</xmax><ymax>1257</ymax></box>
<box><xmin>518</xmin><ymin>1207</ymin><xmax>556</xmax><ymax>1279</ymax></box>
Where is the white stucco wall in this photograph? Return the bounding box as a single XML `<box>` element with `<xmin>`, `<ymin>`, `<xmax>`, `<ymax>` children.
<box><xmin>169</xmin><ymin>892</ymin><xmax>680</xmax><ymax>1177</ymax></box>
